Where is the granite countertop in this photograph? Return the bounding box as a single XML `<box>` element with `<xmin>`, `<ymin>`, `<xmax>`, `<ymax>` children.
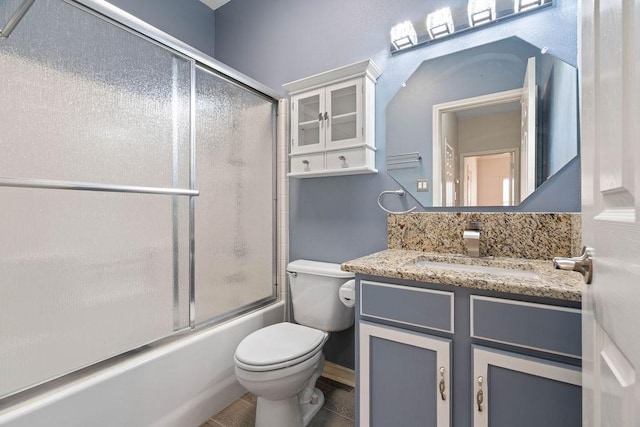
<box><xmin>341</xmin><ymin>249</ymin><xmax>584</xmax><ymax>301</ymax></box>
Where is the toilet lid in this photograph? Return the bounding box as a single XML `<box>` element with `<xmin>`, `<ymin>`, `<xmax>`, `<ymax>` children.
<box><xmin>235</xmin><ymin>323</ymin><xmax>327</xmax><ymax>369</ymax></box>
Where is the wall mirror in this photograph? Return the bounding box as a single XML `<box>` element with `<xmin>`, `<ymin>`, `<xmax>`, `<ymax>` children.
<box><xmin>386</xmin><ymin>37</ymin><xmax>578</xmax><ymax>207</ymax></box>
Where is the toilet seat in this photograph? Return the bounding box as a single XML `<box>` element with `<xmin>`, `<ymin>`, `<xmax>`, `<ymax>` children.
<box><xmin>235</xmin><ymin>323</ymin><xmax>328</xmax><ymax>372</ymax></box>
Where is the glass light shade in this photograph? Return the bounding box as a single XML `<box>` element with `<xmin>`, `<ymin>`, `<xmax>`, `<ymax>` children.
<box><xmin>390</xmin><ymin>21</ymin><xmax>418</xmax><ymax>50</ymax></box>
<box><xmin>514</xmin><ymin>0</ymin><xmax>544</xmax><ymax>13</ymax></box>
<box><xmin>426</xmin><ymin>7</ymin><xmax>454</xmax><ymax>39</ymax></box>
<box><xmin>468</xmin><ymin>0</ymin><xmax>496</xmax><ymax>26</ymax></box>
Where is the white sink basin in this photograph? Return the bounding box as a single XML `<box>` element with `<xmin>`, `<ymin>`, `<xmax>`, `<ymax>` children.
<box><xmin>413</xmin><ymin>259</ymin><xmax>540</xmax><ymax>280</ymax></box>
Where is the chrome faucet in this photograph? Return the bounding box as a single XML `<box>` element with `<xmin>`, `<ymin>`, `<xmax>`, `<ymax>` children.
<box><xmin>464</xmin><ymin>221</ymin><xmax>481</xmax><ymax>257</ymax></box>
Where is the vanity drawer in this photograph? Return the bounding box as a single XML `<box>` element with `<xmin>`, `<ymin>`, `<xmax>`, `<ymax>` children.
<box><xmin>360</xmin><ymin>281</ymin><xmax>454</xmax><ymax>333</ymax></box>
<box><xmin>325</xmin><ymin>147</ymin><xmax>371</xmax><ymax>170</ymax></box>
<box><xmin>471</xmin><ymin>295</ymin><xmax>581</xmax><ymax>358</ymax></box>
<box><xmin>290</xmin><ymin>152</ymin><xmax>325</xmax><ymax>174</ymax></box>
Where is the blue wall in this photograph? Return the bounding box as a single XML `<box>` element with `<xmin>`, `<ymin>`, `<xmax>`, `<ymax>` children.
<box><xmin>215</xmin><ymin>0</ymin><xmax>578</xmax><ymax>263</ymax></box>
<box><xmin>214</xmin><ymin>0</ymin><xmax>578</xmax><ymax>368</ymax></box>
<box><xmin>106</xmin><ymin>0</ymin><xmax>216</xmax><ymax>57</ymax></box>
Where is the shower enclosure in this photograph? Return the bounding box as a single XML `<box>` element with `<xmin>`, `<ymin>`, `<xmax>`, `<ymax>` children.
<box><xmin>0</xmin><ymin>0</ymin><xmax>278</xmax><ymax>401</ymax></box>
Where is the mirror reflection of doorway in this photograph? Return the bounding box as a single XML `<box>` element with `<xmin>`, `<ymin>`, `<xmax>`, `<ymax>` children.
<box><xmin>433</xmin><ymin>56</ymin><xmax>537</xmax><ymax>207</ymax></box>
<box><xmin>462</xmin><ymin>152</ymin><xmax>515</xmax><ymax>206</ymax></box>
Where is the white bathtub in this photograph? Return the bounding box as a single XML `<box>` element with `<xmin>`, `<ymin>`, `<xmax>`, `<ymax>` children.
<box><xmin>0</xmin><ymin>302</ymin><xmax>284</xmax><ymax>427</ymax></box>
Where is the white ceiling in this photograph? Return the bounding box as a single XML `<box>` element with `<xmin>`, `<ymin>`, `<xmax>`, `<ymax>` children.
<box><xmin>199</xmin><ymin>0</ymin><xmax>232</xmax><ymax>11</ymax></box>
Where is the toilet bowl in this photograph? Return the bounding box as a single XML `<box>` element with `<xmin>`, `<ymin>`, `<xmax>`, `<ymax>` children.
<box><xmin>233</xmin><ymin>260</ymin><xmax>355</xmax><ymax>427</ymax></box>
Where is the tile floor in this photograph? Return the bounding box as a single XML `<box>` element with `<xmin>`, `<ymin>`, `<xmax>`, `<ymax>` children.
<box><xmin>201</xmin><ymin>377</ymin><xmax>355</xmax><ymax>427</ymax></box>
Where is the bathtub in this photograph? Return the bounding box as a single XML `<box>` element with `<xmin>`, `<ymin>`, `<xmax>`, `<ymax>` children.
<box><xmin>0</xmin><ymin>302</ymin><xmax>284</xmax><ymax>427</ymax></box>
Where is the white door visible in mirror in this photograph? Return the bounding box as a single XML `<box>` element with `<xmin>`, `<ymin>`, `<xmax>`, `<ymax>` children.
<box><xmin>520</xmin><ymin>56</ymin><xmax>537</xmax><ymax>202</ymax></box>
<box><xmin>385</xmin><ymin>37</ymin><xmax>579</xmax><ymax>208</ymax></box>
<box><xmin>433</xmin><ymin>57</ymin><xmax>536</xmax><ymax>207</ymax></box>
<box><xmin>433</xmin><ymin>89</ymin><xmax>523</xmax><ymax>206</ymax></box>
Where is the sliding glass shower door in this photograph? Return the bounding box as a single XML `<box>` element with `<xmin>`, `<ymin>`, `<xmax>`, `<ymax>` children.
<box><xmin>194</xmin><ymin>67</ymin><xmax>276</xmax><ymax>324</ymax></box>
<box><xmin>0</xmin><ymin>0</ymin><xmax>276</xmax><ymax>400</ymax></box>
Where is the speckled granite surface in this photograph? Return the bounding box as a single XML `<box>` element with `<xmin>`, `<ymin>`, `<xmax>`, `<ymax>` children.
<box><xmin>388</xmin><ymin>213</ymin><xmax>582</xmax><ymax>259</ymax></box>
<box><xmin>341</xmin><ymin>249</ymin><xmax>583</xmax><ymax>301</ymax></box>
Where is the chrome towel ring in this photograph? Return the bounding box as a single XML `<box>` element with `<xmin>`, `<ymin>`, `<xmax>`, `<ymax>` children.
<box><xmin>377</xmin><ymin>189</ymin><xmax>416</xmax><ymax>215</ymax></box>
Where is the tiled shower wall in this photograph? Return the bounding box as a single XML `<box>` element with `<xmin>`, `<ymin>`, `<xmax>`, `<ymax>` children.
<box><xmin>277</xmin><ymin>99</ymin><xmax>289</xmax><ymax>316</ymax></box>
<box><xmin>388</xmin><ymin>212</ymin><xmax>582</xmax><ymax>260</ymax></box>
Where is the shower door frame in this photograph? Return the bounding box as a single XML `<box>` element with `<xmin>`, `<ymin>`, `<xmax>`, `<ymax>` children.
<box><xmin>0</xmin><ymin>0</ymin><xmax>280</xmax><ymax>402</ymax></box>
<box><xmin>63</xmin><ymin>0</ymin><xmax>282</xmax><ymax>329</ymax></box>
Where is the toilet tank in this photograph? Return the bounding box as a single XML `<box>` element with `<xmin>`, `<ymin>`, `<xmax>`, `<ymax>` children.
<box><xmin>287</xmin><ymin>260</ymin><xmax>355</xmax><ymax>332</ymax></box>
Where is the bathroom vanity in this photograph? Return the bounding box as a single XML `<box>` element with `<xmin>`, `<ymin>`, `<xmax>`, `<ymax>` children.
<box><xmin>343</xmin><ymin>249</ymin><xmax>583</xmax><ymax>427</ymax></box>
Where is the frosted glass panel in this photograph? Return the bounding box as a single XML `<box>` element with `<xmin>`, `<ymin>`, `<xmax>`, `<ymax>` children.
<box><xmin>0</xmin><ymin>0</ymin><xmax>191</xmax><ymax>188</ymax></box>
<box><xmin>195</xmin><ymin>66</ymin><xmax>275</xmax><ymax>323</ymax></box>
<box><xmin>0</xmin><ymin>188</ymin><xmax>190</xmax><ymax>399</ymax></box>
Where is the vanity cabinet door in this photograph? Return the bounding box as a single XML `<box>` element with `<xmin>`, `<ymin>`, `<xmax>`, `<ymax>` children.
<box><xmin>472</xmin><ymin>346</ymin><xmax>581</xmax><ymax>427</ymax></box>
<box><xmin>359</xmin><ymin>321</ymin><xmax>451</xmax><ymax>427</ymax></box>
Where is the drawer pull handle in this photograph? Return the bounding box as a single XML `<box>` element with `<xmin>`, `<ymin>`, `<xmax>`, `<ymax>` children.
<box><xmin>302</xmin><ymin>160</ymin><xmax>309</xmax><ymax>165</ymax></box>
<box><xmin>476</xmin><ymin>376</ymin><xmax>484</xmax><ymax>412</ymax></box>
<box><xmin>438</xmin><ymin>366</ymin><xmax>446</xmax><ymax>401</ymax></box>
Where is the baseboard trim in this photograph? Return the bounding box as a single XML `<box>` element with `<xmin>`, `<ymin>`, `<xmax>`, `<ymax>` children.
<box><xmin>321</xmin><ymin>361</ymin><xmax>355</xmax><ymax>387</ymax></box>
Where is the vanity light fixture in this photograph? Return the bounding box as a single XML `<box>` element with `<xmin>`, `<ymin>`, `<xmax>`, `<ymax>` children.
<box><xmin>426</xmin><ymin>7</ymin><xmax>454</xmax><ymax>39</ymax></box>
<box><xmin>468</xmin><ymin>0</ymin><xmax>496</xmax><ymax>27</ymax></box>
<box><xmin>390</xmin><ymin>21</ymin><xmax>418</xmax><ymax>50</ymax></box>
<box><xmin>389</xmin><ymin>0</ymin><xmax>553</xmax><ymax>54</ymax></box>
<box><xmin>514</xmin><ymin>0</ymin><xmax>545</xmax><ymax>13</ymax></box>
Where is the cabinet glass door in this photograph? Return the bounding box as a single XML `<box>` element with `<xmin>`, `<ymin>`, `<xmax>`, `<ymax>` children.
<box><xmin>327</xmin><ymin>79</ymin><xmax>362</xmax><ymax>148</ymax></box>
<box><xmin>292</xmin><ymin>89</ymin><xmax>325</xmax><ymax>153</ymax></box>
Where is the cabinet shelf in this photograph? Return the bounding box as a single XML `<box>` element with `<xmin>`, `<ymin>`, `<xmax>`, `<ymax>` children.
<box><xmin>331</xmin><ymin>112</ymin><xmax>357</xmax><ymax>124</ymax></box>
<box><xmin>287</xmin><ymin>165</ymin><xmax>377</xmax><ymax>178</ymax></box>
<box><xmin>298</xmin><ymin>119</ymin><xmax>320</xmax><ymax>131</ymax></box>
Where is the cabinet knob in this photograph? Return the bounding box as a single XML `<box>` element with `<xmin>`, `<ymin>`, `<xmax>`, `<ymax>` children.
<box><xmin>318</xmin><ymin>113</ymin><xmax>323</xmax><ymax>122</ymax></box>
<box><xmin>438</xmin><ymin>366</ymin><xmax>446</xmax><ymax>401</ymax></box>
<box><xmin>324</xmin><ymin>111</ymin><xmax>329</xmax><ymax>122</ymax></box>
<box><xmin>476</xmin><ymin>376</ymin><xmax>484</xmax><ymax>412</ymax></box>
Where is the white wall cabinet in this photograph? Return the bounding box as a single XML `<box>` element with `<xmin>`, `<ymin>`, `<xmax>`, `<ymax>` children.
<box><xmin>284</xmin><ymin>59</ymin><xmax>381</xmax><ymax>178</ymax></box>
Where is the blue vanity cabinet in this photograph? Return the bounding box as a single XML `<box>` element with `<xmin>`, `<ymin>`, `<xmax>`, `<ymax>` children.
<box><xmin>358</xmin><ymin>280</ymin><xmax>454</xmax><ymax>427</ymax></box>
<box><xmin>472</xmin><ymin>346</ymin><xmax>581</xmax><ymax>427</ymax></box>
<box><xmin>356</xmin><ymin>277</ymin><xmax>582</xmax><ymax>427</ymax></box>
<box><xmin>470</xmin><ymin>296</ymin><xmax>582</xmax><ymax>427</ymax></box>
<box><xmin>360</xmin><ymin>321</ymin><xmax>451</xmax><ymax>427</ymax></box>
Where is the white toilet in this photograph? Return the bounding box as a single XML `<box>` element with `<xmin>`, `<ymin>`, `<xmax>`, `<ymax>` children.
<box><xmin>234</xmin><ymin>260</ymin><xmax>355</xmax><ymax>427</ymax></box>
